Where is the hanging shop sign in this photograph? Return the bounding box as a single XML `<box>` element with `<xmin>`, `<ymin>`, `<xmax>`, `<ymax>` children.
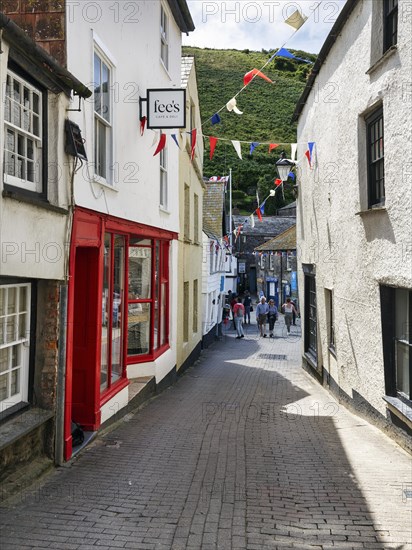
<box><xmin>143</xmin><ymin>89</ymin><xmax>186</xmax><ymax>129</ymax></box>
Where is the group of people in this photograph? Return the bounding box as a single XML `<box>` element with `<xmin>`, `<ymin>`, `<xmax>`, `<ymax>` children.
<box><xmin>226</xmin><ymin>290</ymin><xmax>299</xmax><ymax>340</ymax></box>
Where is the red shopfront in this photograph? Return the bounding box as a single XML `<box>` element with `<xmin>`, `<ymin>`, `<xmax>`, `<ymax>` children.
<box><xmin>64</xmin><ymin>208</ymin><xmax>177</xmax><ymax>460</ymax></box>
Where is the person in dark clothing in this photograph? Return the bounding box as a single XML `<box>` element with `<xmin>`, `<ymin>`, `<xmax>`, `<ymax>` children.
<box><xmin>243</xmin><ymin>291</ymin><xmax>252</xmax><ymax>324</ymax></box>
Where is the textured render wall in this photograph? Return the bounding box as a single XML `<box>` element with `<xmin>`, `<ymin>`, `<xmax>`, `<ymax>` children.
<box><xmin>297</xmin><ymin>0</ymin><xmax>412</xmax><ymax>418</ymax></box>
<box><xmin>176</xmin><ymin>64</ymin><xmax>204</xmax><ymax>371</ymax></box>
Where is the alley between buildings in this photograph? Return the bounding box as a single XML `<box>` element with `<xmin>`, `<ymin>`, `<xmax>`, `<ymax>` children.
<box><xmin>0</xmin><ymin>321</ymin><xmax>411</xmax><ymax>550</ymax></box>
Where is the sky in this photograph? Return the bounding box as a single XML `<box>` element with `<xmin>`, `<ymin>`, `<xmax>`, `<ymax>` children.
<box><xmin>183</xmin><ymin>0</ymin><xmax>347</xmax><ymax>54</ymax></box>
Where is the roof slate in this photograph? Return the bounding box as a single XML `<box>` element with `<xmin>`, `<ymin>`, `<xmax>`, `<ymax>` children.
<box><xmin>255</xmin><ymin>225</ymin><xmax>296</xmax><ymax>251</ymax></box>
<box><xmin>233</xmin><ymin>215</ymin><xmax>295</xmax><ymax>237</ymax></box>
<box><xmin>203</xmin><ymin>182</ymin><xmax>226</xmax><ymax>238</ymax></box>
<box><xmin>181</xmin><ymin>56</ymin><xmax>194</xmax><ymax>88</ymax></box>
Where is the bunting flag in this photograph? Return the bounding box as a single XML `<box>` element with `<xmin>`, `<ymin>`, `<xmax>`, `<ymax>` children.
<box><xmin>210</xmin><ymin>113</ymin><xmax>221</xmax><ymax>125</ymax></box>
<box><xmin>243</xmin><ymin>69</ymin><xmax>273</xmax><ymax>87</ymax></box>
<box><xmin>250</xmin><ymin>142</ymin><xmax>260</xmax><ymax>155</ymax></box>
<box><xmin>305</xmin><ymin>150</ymin><xmax>312</xmax><ymax>166</ymax></box>
<box><xmin>151</xmin><ymin>130</ymin><xmax>160</xmax><ymax>147</ymax></box>
<box><xmin>288</xmin><ymin>171</ymin><xmax>296</xmax><ymax>181</ymax></box>
<box><xmin>308</xmin><ymin>141</ymin><xmax>315</xmax><ymax>162</ymax></box>
<box><xmin>250</xmin><ymin>214</ymin><xmax>255</xmax><ymax>228</ymax></box>
<box><xmin>209</xmin><ymin>136</ymin><xmax>218</xmax><ymax>160</ymax></box>
<box><xmin>153</xmin><ymin>133</ymin><xmax>166</xmax><ymax>156</ymax></box>
<box><xmin>284</xmin><ymin>9</ymin><xmax>307</xmax><ymax>30</ymax></box>
<box><xmin>270</xmin><ymin>189</ymin><xmax>276</xmax><ymax>196</ymax></box>
<box><xmin>259</xmin><ymin>201</ymin><xmax>266</xmax><ymax>215</ymax></box>
<box><xmin>208</xmin><ymin>176</ymin><xmax>229</xmax><ymax>182</ymax></box>
<box><xmin>223</xmin><ymin>235</ymin><xmax>229</xmax><ymax>245</ymax></box>
<box><xmin>231</xmin><ymin>140</ymin><xmax>242</xmax><ymax>160</ymax></box>
<box><xmin>190</xmin><ymin>129</ymin><xmax>197</xmax><ymax>160</ymax></box>
<box><xmin>269</xmin><ymin>143</ymin><xmax>279</xmax><ymax>153</ymax></box>
<box><xmin>237</xmin><ymin>224</ymin><xmax>243</xmax><ymax>238</ymax></box>
<box><xmin>272</xmin><ymin>47</ymin><xmax>312</xmax><ymax>64</ymax></box>
<box><xmin>226</xmin><ymin>97</ymin><xmax>243</xmax><ymax>115</ymax></box>
<box><xmin>291</xmin><ymin>143</ymin><xmax>298</xmax><ymax>162</ymax></box>
<box><xmin>275</xmin><ymin>178</ymin><xmax>283</xmax><ymax>187</ymax></box>
<box><xmin>256</xmin><ymin>208</ymin><xmax>263</xmax><ymax>222</ymax></box>
<box><xmin>140</xmin><ymin>116</ymin><xmax>147</xmax><ymax>136</ymax></box>
<box><xmin>171</xmin><ymin>134</ymin><xmax>180</xmax><ymax>148</ymax></box>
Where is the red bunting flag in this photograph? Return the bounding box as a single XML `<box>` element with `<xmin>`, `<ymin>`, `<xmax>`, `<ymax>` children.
<box><xmin>209</xmin><ymin>136</ymin><xmax>218</xmax><ymax>160</ymax></box>
<box><xmin>153</xmin><ymin>133</ymin><xmax>166</xmax><ymax>156</ymax></box>
<box><xmin>140</xmin><ymin>116</ymin><xmax>147</xmax><ymax>136</ymax></box>
<box><xmin>305</xmin><ymin>149</ymin><xmax>311</xmax><ymax>166</ymax></box>
<box><xmin>256</xmin><ymin>208</ymin><xmax>263</xmax><ymax>222</ymax></box>
<box><xmin>244</xmin><ymin>69</ymin><xmax>273</xmax><ymax>87</ymax></box>
<box><xmin>275</xmin><ymin>178</ymin><xmax>283</xmax><ymax>187</ymax></box>
<box><xmin>191</xmin><ymin>129</ymin><xmax>197</xmax><ymax>161</ymax></box>
<box><xmin>269</xmin><ymin>143</ymin><xmax>279</xmax><ymax>153</ymax></box>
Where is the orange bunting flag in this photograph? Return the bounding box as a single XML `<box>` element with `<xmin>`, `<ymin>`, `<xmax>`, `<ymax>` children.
<box><xmin>244</xmin><ymin>69</ymin><xmax>273</xmax><ymax>87</ymax></box>
<box><xmin>305</xmin><ymin>149</ymin><xmax>312</xmax><ymax>166</ymax></box>
<box><xmin>275</xmin><ymin>178</ymin><xmax>283</xmax><ymax>187</ymax></box>
<box><xmin>209</xmin><ymin>136</ymin><xmax>218</xmax><ymax>160</ymax></box>
<box><xmin>153</xmin><ymin>133</ymin><xmax>166</xmax><ymax>156</ymax></box>
<box><xmin>191</xmin><ymin>129</ymin><xmax>197</xmax><ymax>161</ymax></box>
<box><xmin>269</xmin><ymin>143</ymin><xmax>279</xmax><ymax>153</ymax></box>
<box><xmin>256</xmin><ymin>208</ymin><xmax>263</xmax><ymax>222</ymax></box>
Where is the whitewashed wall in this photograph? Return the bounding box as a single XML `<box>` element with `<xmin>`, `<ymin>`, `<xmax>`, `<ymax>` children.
<box><xmin>297</xmin><ymin>0</ymin><xmax>412</xmax><ymax>416</ymax></box>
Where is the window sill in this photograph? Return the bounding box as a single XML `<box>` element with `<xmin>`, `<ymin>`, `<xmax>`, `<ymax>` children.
<box><xmin>0</xmin><ymin>407</ymin><xmax>54</xmax><ymax>452</ymax></box>
<box><xmin>100</xmin><ymin>377</ymin><xmax>129</xmax><ymax>407</ymax></box>
<box><xmin>304</xmin><ymin>351</ymin><xmax>317</xmax><ymax>370</ymax></box>
<box><xmin>355</xmin><ymin>205</ymin><xmax>387</xmax><ymax>216</ymax></box>
<box><xmin>93</xmin><ymin>176</ymin><xmax>119</xmax><ymax>192</ymax></box>
<box><xmin>383</xmin><ymin>395</ymin><xmax>412</xmax><ymax>430</ymax></box>
<box><xmin>366</xmin><ymin>45</ymin><xmax>398</xmax><ymax>75</ymax></box>
<box><xmin>2</xmin><ymin>187</ymin><xmax>69</xmax><ymax>215</ymax></box>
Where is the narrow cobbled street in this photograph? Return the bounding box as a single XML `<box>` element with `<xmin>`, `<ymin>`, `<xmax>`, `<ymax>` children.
<box><xmin>1</xmin><ymin>321</ymin><xmax>411</xmax><ymax>550</ymax></box>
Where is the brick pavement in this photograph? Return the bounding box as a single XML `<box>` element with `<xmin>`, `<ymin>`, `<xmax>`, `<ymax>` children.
<box><xmin>0</xmin><ymin>318</ymin><xmax>411</xmax><ymax>550</ymax></box>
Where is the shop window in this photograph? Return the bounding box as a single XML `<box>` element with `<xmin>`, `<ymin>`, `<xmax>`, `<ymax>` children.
<box><xmin>366</xmin><ymin>107</ymin><xmax>385</xmax><ymax>208</ymax></box>
<box><xmin>0</xmin><ymin>284</ymin><xmax>30</xmax><ymax>412</ymax></box>
<box><xmin>160</xmin><ymin>148</ymin><xmax>168</xmax><ymax>209</ymax></box>
<box><xmin>94</xmin><ymin>50</ymin><xmax>113</xmax><ymax>183</ymax></box>
<box><xmin>160</xmin><ymin>5</ymin><xmax>169</xmax><ymax>70</ymax></box>
<box><xmin>127</xmin><ymin>238</ymin><xmax>169</xmax><ymax>359</ymax></box>
<box><xmin>383</xmin><ymin>0</ymin><xmax>398</xmax><ymax>53</ymax></box>
<box><xmin>304</xmin><ymin>272</ymin><xmax>317</xmax><ymax>361</ymax></box>
<box><xmin>100</xmin><ymin>234</ymin><xmax>125</xmax><ymax>394</ymax></box>
<box><xmin>4</xmin><ymin>69</ymin><xmax>44</xmax><ymax>194</ymax></box>
<box><xmin>381</xmin><ymin>286</ymin><xmax>411</xmax><ymax>401</ymax></box>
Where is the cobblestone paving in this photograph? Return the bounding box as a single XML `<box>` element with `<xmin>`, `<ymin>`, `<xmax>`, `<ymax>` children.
<box><xmin>1</xmin><ymin>320</ymin><xmax>411</xmax><ymax>549</ymax></box>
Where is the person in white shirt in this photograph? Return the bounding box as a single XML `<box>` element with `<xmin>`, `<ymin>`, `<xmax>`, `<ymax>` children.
<box><xmin>256</xmin><ymin>296</ymin><xmax>269</xmax><ymax>337</ymax></box>
<box><xmin>282</xmin><ymin>297</ymin><xmax>298</xmax><ymax>334</ymax></box>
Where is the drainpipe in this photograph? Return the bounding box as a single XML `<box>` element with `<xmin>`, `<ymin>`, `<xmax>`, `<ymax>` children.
<box><xmin>55</xmin><ymin>283</ymin><xmax>68</xmax><ymax>466</ymax></box>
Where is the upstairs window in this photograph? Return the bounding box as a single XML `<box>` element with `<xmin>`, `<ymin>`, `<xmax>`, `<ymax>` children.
<box><xmin>383</xmin><ymin>0</ymin><xmax>398</xmax><ymax>53</ymax></box>
<box><xmin>366</xmin><ymin>107</ymin><xmax>385</xmax><ymax>208</ymax></box>
<box><xmin>160</xmin><ymin>5</ymin><xmax>169</xmax><ymax>70</ymax></box>
<box><xmin>160</xmin><ymin>148</ymin><xmax>168</xmax><ymax>209</ymax></box>
<box><xmin>94</xmin><ymin>51</ymin><xmax>112</xmax><ymax>183</ymax></box>
<box><xmin>4</xmin><ymin>70</ymin><xmax>43</xmax><ymax>194</ymax></box>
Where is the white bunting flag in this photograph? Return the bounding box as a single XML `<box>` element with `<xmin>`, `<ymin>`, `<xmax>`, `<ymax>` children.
<box><xmin>250</xmin><ymin>214</ymin><xmax>255</xmax><ymax>228</ymax></box>
<box><xmin>284</xmin><ymin>9</ymin><xmax>307</xmax><ymax>30</ymax></box>
<box><xmin>231</xmin><ymin>140</ymin><xmax>242</xmax><ymax>160</ymax></box>
<box><xmin>291</xmin><ymin>143</ymin><xmax>298</xmax><ymax>162</ymax></box>
<box><xmin>226</xmin><ymin>97</ymin><xmax>243</xmax><ymax>115</ymax></box>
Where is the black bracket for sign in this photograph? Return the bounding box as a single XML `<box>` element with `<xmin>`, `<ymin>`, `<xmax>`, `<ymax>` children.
<box><xmin>139</xmin><ymin>96</ymin><xmax>147</xmax><ymax>121</ymax></box>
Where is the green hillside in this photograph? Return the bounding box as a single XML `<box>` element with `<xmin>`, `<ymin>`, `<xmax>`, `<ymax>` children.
<box><xmin>182</xmin><ymin>46</ymin><xmax>316</xmax><ymax>214</ymax></box>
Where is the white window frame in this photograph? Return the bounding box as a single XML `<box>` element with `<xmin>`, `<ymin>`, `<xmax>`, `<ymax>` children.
<box><xmin>4</xmin><ymin>70</ymin><xmax>42</xmax><ymax>193</ymax></box>
<box><xmin>160</xmin><ymin>147</ymin><xmax>168</xmax><ymax>209</ymax></box>
<box><xmin>93</xmin><ymin>48</ymin><xmax>114</xmax><ymax>185</ymax></box>
<box><xmin>286</xmin><ymin>253</ymin><xmax>292</xmax><ymax>271</ymax></box>
<box><xmin>269</xmin><ymin>254</ymin><xmax>275</xmax><ymax>271</ymax></box>
<box><xmin>0</xmin><ymin>284</ymin><xmax>31</xmax><ymax>413</ymax></box>
<box><xmin>160</xmin><ymin>5</ymin><xmax>169</xmax><ymax>70</ymax></box>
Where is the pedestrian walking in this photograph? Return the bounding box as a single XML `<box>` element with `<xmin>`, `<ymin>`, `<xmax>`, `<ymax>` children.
<box><xmin>243</xmin><ymin>291</ymin><xmax>252</xmax><ymax>324</ymax></box>
<box><xmin>282</xmin><ymin>297</ymin><xmax>298</xmax><ymax>334</ymax></box>
<box><xmin>233</xmin><ymin>297</ymin><xmax>245</xmax><ymax>339</ymax></box>
<box><xmin>230</xmin><ymin>293</ymin><xmax>238</xmax><ymax>330</ymax></box>
<box><xmin>267</xmin><ymin>299</ymin><xmax>278</xmax><ymax>338</ymax></box>
<box><xmin>291</xmin><ymin>298</ymin><xmax>299</xmax><ymax>325</ymax></box>
<box><xmin>256</xmin><ymin>296</ymin><xmax>269</xmax><ymax>337</ymax></box>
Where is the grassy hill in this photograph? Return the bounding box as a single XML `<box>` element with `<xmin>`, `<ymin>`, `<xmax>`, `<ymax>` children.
<box><xmin>182</xmin><ymin>46</ymin><xmax>316</xmax><ymax>214</ymax></box>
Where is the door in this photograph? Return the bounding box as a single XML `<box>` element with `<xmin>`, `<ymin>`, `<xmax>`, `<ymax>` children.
<box><xmin>71</xmin><ymin>247</ymin><xmax>100</xmax><ymax>429</ymax></box>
